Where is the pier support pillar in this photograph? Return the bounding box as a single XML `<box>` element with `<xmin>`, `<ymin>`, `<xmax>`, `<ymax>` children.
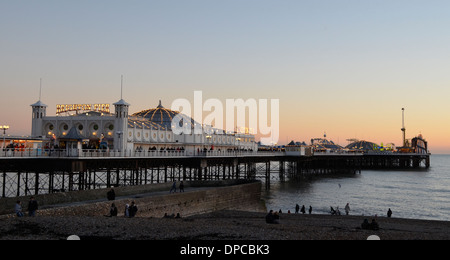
<box><xmin>265</xmin><ymin>161</ymin><xmax>271</xmax><ymax>190</ymax></box>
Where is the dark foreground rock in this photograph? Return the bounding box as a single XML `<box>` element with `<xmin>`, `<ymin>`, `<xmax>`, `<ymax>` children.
<box><xmin>1</xmin><ymin>210</ymin><xmax>450</xmax><ymax>240</ymax></box>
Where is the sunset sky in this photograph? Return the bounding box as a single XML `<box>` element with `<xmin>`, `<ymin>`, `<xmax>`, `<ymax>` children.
<box><xmin>1</xmin><ymin>0</ymin><xmax>450</xmax><ymax>153</ymax></box>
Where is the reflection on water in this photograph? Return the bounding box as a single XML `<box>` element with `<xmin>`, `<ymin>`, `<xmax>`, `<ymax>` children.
<box><xmin>262</xmin><ymin>155</ymin><xmax>450</xmax><ymax>221</ymax></box>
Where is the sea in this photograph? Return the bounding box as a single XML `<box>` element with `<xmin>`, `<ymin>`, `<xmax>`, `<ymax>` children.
<box><xmin>262</xmin><ymin>154</ymin><xmax>450</xmax><ymax>221</ymax></box>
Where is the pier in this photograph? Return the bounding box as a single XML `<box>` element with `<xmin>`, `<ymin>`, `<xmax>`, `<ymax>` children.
<box><xmin>0</xmin><ymin>150</ymin><xmax>430</xmax><ymax>198</ymax></box>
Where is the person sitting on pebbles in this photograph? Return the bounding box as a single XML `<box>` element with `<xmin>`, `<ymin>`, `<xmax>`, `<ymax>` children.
<box><xmin>266</xmin><ymin>210</ymin><xmax>280</xmax><ymax>224</ymax></box>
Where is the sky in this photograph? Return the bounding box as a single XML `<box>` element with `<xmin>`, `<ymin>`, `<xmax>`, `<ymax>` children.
<box><xmin>1</xmin><ymin>0</ymin><xmax>450</xmax><ymax>153</ymax></box>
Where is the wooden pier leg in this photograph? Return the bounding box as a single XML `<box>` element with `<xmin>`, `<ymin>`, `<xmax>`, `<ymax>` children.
<box><xmin>35</xmin><ymin>172</ymin><xmax>39</xmax><ymax>195</ymax></box>
<box><xmin>17</xmin><ymin>171</ymin><xmax>21</xmax><ymax>197</ymax></box>
<box><xmin>25</xmin><ymin>172</ymin><xmax>29</xmax><ymax>196</ymax></box>
<box><xmin>48</xmin><ymin>171</ymin><xmax>53</xmax><ymax>194</ymax></box>
<box><xmin>144</xmin><ymin>168</ymin><xmax>148</xmax><ymax>185</ymax></box>
<box><xmin>157</xmin><ymin>167</ymin><xmax>160</xmax><ymax>183</ymax></box>
<box><xmin>151</xmin><ymin>168</ymin><xmax>154</xmax><ymax>184</ymax></box>
<box><xmin>68</xmin><ymin>172</ymin><xmax>73</xmax><ymax>191</ymax></box>
<box><xmin>198</xmin><ymin>167</ymin><xmax>203</xmax><ymax>181</ymax></box>
<box><xmin>279</xmin><ymin>161</ymin><xmax>285</xmax><ymax>182</ymax></box>
<box><xmin>78</xmin><ymin>172</ymin><xmax>83</xmax><ymax>191</ymax></box>
<box><xmin>164</xmin><ymin>165</ymin><xmax>168</xmax><ymax>182</ymax></box>
<box><xmin>107</xmin><ymin>169</ymin><xmax>111</xmax><ymax>188</ymax></box>
<box><xmin>2</xmin><ymin>170</ymin><xmax>6</xmax><ymax>198</ymax></box>
<box><xmin>62</xmin><ymin>172</ymin><xmax>66</xmax><ymax>192</ymax></box>
<box><xmin>116</xmin><ymin>168</ymin><xmax>120</xmax><ymax>187</ymax></box>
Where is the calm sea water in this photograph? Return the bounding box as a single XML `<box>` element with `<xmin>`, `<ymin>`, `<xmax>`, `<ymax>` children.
<box><xmin>263</xmin><ymin>154</ymin><xmax>450</xmax><ymax>221</ymax></box>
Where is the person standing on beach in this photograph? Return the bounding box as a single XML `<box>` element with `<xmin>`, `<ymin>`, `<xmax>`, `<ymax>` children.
<box><xmin>309</xmin><ymin>206</ymin><xmax>312</xmax><ymax>215</ymax></box>
<box><xmin>124</xmin><ymin>203</ymin><xmax>130</xmax><ymax>217</ymax></box>
<box><xmin>179</xmin><ymin>181</ymin><xmax>185</xmax><ymax>193</ymax></box>
<box><xmin>27</xmin><ymin>197</ymin><xmax>38</xmax><ymax>217</ymax></box>
<box><xmin>301</xmin><ymin>205</ymin><xmax>306</xmax><ymax>214</ymax></box>
<box><xmin>295</xmin><ymin>204</ymin><xmax>300</xmax><ymax>214</ymax></box>
<box><xmin>387</xmin><ymin>208</ymin><xmax>393</xmax><ymax>218</ymax></box>
<box><xmin>345</xmin><ymin>203</ymin><xmax>351</xmax><ymax>216</ymax></box>
<box><xmin>128</xmin><ymin>201</ymin><xmax>138</xmax><ymax>218</ymax></box>
<box><xmin>107</xmin><ymin>188</ymin><xmax>116</xmax><ymax>201</ymax></box>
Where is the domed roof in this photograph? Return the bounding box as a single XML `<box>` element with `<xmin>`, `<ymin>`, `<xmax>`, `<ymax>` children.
<box><xmin>131</xmin><ymin>101</ymin><xmax>197</xmax><ymax>130</ymax></box>
<box><xmin>345</xmin><ymin>140</ymin><xmax>378</xmax><ymax>151</ymax></box>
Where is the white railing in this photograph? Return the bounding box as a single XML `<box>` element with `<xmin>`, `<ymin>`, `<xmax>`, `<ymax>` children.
<box><xmin>0</xmin><ymin>148</ymin><xmax>282</xmax><ymax>158</ymax></box>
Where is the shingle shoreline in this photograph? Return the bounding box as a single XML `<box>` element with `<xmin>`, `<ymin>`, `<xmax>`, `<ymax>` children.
<box><xmin>1</xmin><ymin>210</ymin><xmax>450</xmax><ymax>240</ymax></box>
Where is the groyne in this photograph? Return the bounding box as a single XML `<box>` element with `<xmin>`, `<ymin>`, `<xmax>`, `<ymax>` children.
<box><xmin>0</xmin><ymin>180</ymin><xmax>265</xmax><ymax>218</ymax></box>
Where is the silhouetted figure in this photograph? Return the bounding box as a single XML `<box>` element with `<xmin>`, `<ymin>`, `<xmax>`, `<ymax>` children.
<box><xmin>128</xmin><ymin>201</ymin><xmax>138</xmax><ymax>218</ymax></box>
<box><xmin>179</xmin><ymin>181</ymin><xmax>185</xmax><ymax>193</ymax></box>
<box><xmin>170</xmin><ymin>181</ymin><xmax>177</xmax><ymax>193</ymax></box>
<box><xmin>266</xmin><ymin>210</ymin><xmax>279</xmax><ymax>224</ymax></box>
<box><xmin>370</xmin><ymin>219</ymin><xmax>379</xmax><ymax>231</ymax></box>
<box><xmin>345</xmin><ymin>203</ymin><xmax>351</xmax><ymax>216</ymax></box>
<box><xmin>387</xmin><ymin>208</ymin><xmax>393</xmax><ymax>218</ymax></box>
<box><xmin>105</xmin><ymin>203</ymin><xmax>118</xmax><ymax>217</ymax></box>
<box><xmin>27</xmin><ymin>197</ymin><xmax>38</xmax><ymax>217</ymax></box>
<box><xmin>107</xmin><ymin>188</ymin><xmax>116</xmax><ymax>201</ymax></box>
<box><xmin>362</xmin><ymin>218</ymin><xmax>380</xmax><ymax>231</ymax></box>
<box><xmin>330</xmin><ymin>206</ymin><xmax>337</xmax><ymax>216</ymax></box>
<box><xmin>361</xmin><ymin>219</ymin><xmax>370</xmax><ymax>230</ymax></box>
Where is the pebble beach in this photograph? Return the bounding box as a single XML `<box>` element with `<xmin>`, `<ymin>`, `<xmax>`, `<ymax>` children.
<box><xmin>1</xmin><ymin>210</ymin><xmax>450</xmax><ymax>240</ymax></box>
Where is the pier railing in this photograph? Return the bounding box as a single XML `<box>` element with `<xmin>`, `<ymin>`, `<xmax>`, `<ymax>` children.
<box><xmin>0</xmin><ymin>148</ymin><xmax>430</xmax><ymax>159</ymax></box>
<box><xmin>0</xmin><ymin>148</ymin><xmax>283</xmax><ymax>159</ymax></box>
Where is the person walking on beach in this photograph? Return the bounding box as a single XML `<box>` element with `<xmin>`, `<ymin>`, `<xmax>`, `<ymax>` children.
<box><xmin>27</xmin><ymin>197</ymin><xmax>38</xmax><ymax>217</ymax></box>
<box><xmin>345</xmin><ymin>203</ymin><xmax>351</xmax><ymax>216</ymax></box>
<box><xmin>295</xmin><ymin>204</ymin><xmax>300</xmax><ymax>214</ymax></box>
<box><xmin>309</xmin><ymin>205</ymin><xmax>312</xmax><ymax>215</ymax></box>
<box><xmin>170</xmin><ymin>181</ymin><xmax>177</xmax><ymax>193</ymax></box>
<box><xmin>301</xmin><ymin>205</ymin><xmax>306</xmax><ymax>214</ymax></box>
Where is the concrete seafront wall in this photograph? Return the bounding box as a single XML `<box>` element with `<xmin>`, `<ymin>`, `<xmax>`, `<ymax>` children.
<box><xmin>0</xmin><ymin>180</ymin><xmax>265</xmax><ymax>218</ymax></box>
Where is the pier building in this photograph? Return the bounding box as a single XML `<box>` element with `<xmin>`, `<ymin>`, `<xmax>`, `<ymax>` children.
<box><xmin>28</xmin><ymin>98</ymin><xmax>257</xmax><ymax>156</ymax></box>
